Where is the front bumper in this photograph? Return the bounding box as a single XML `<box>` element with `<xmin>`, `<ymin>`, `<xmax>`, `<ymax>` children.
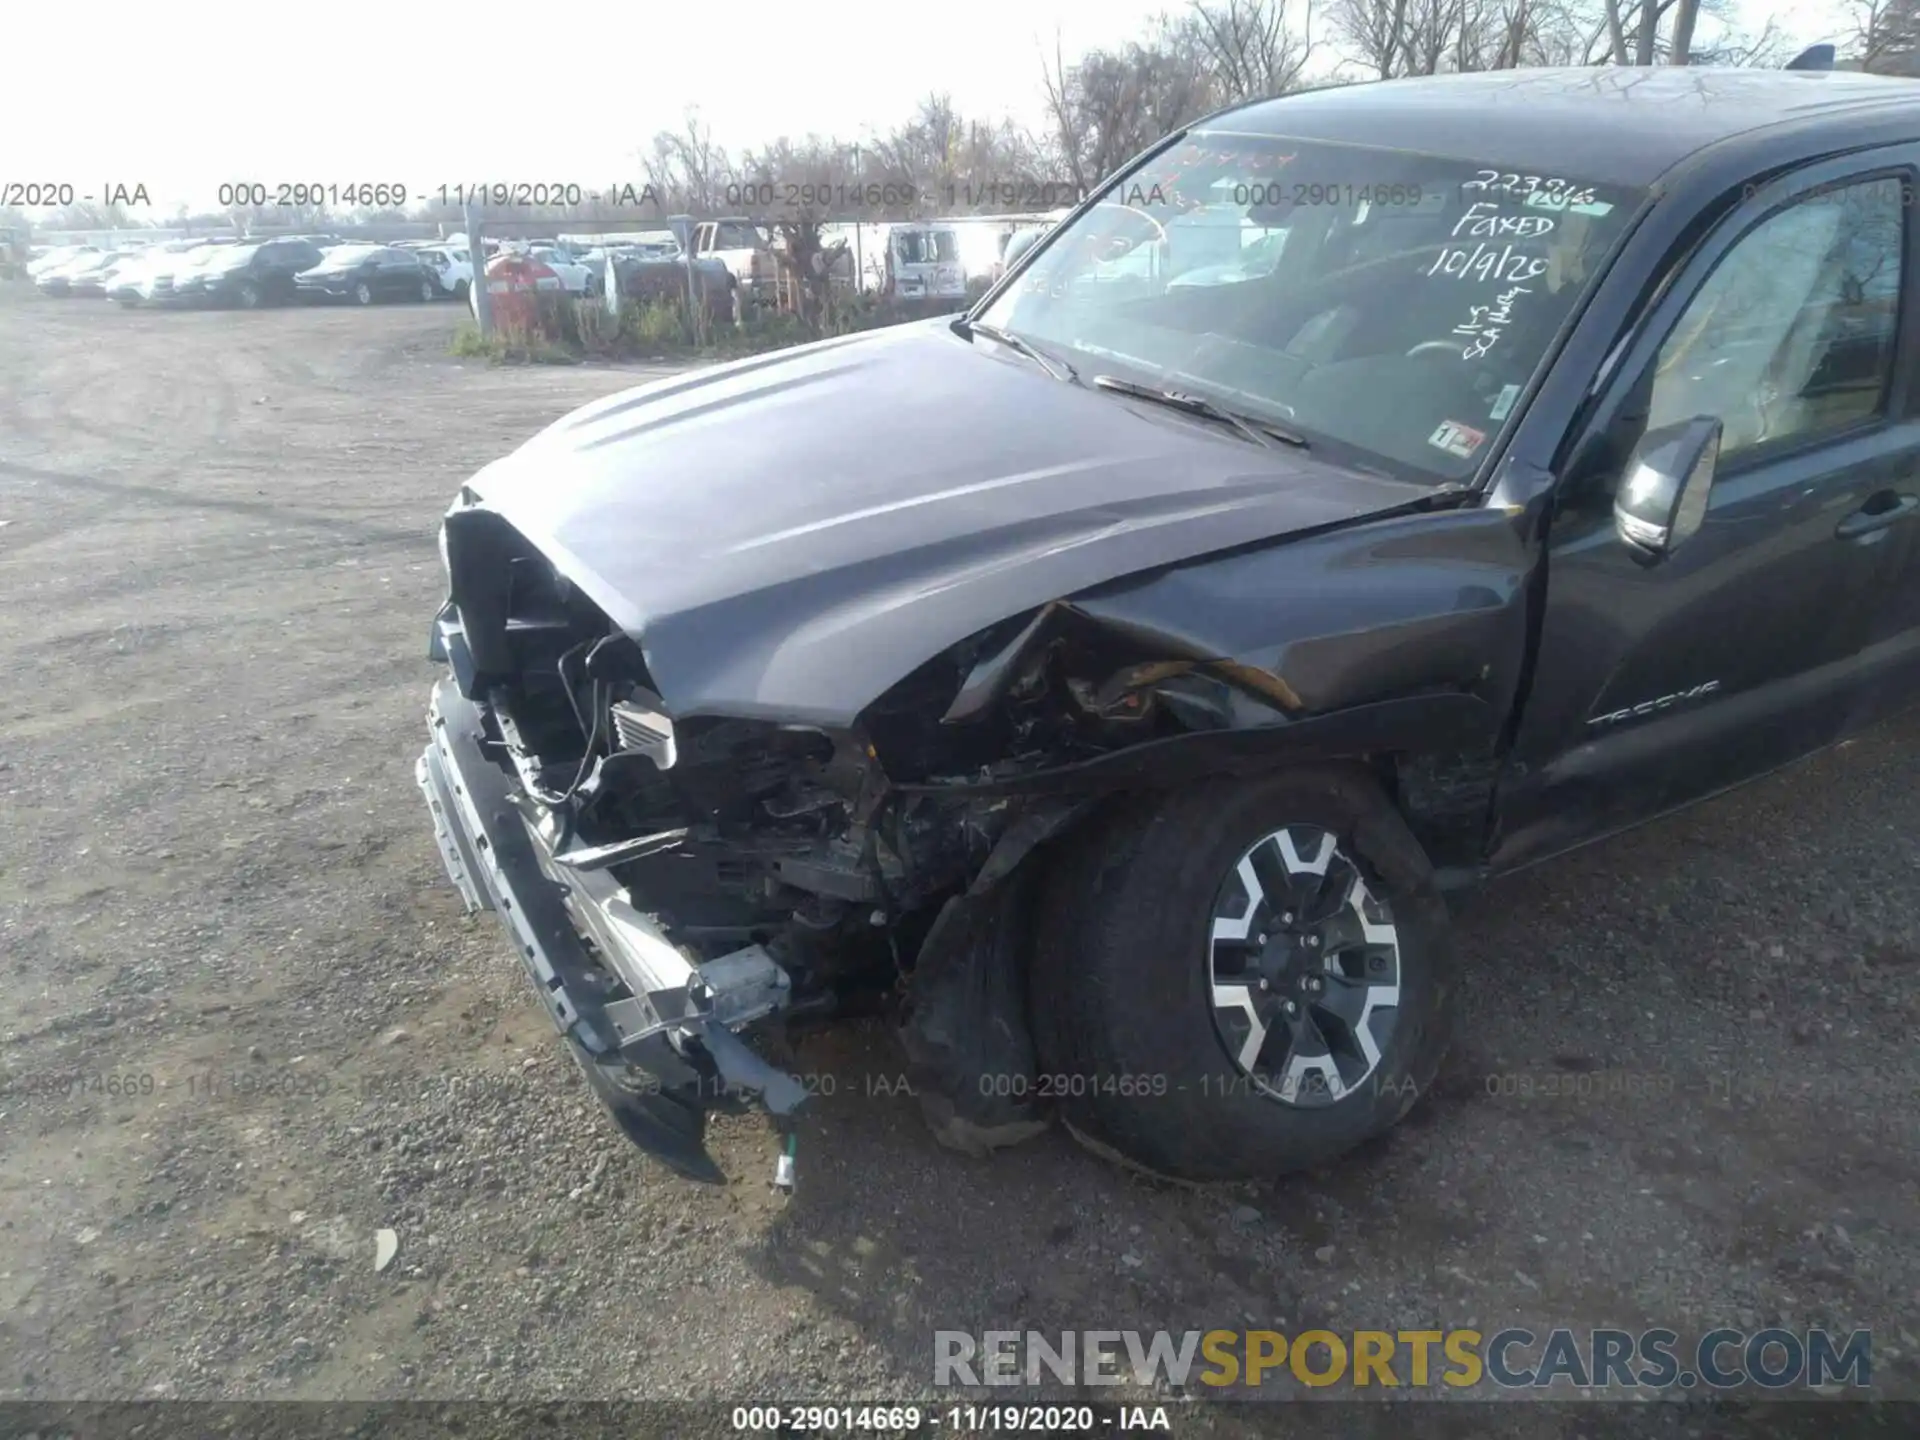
<box><xmin>415</xmin><ymin>673</ymin><xmax>805</xmax><ymax>1182</ymax></box>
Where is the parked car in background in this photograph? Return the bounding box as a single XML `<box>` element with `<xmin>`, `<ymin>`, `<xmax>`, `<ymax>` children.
<box><xmin>417</xmin><ymin>243</ymin><xmax>474</xmax><ymax>300</ymax></box>
<box><xmin>295</xmin><ymin>245</ymin><xmax>439</xmax><ymax>304</ymax></box>
<box><xmin>106</xmin><ymin>252</ymin><xmax>161</xmax><ymax>305</ymax></box>
<box><xmin>529</xmin><ymin>245</ymin><xmax>596</xmax><ymax>296</ymax></box>
<box><xmin>682</xmin><ymin>217</ymin><xmax>773</xmax><ymax>301</ymax></box>
<box><xmin>73</xmin><ymin>251</ymin><xmax>147</xmax><ymax>297</ymax></box>
<box><xmin>27</xmin><ymin>245</ymin><xmax>98</xmax><ymax>281</ymax></box>
<box><xmin>133</xmin><ymin>242</ymin><xmax>229</xmax><ymax>306</ymax></box>
<box><xmin>36</xmin><ymin>250</ymin><xmax>119</xmax><ymax>295</ymax></box>
<box><xmin>166</xmin><ymin>241</ymin><xmax>250</xmax><ymax>303</ymax></box>
<box><xmin>195</xmin><ymin>238</ymin><xmax>327</xmax><ymax>307</ymax></box>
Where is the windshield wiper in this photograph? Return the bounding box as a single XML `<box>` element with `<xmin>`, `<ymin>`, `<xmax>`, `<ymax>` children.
<box><xmin>1091</xmin><ymin>374</ymin><xmax>1309</xmax><ymax>450</ymax></box>
<box><xmin>963</xmin><ymin>319</ymin><xmax>1080</xmax><ymax>385</ymax></box>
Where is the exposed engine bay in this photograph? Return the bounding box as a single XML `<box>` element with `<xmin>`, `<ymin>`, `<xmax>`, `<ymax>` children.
<box><xmin>420</xmin><ymin>444</ymin><xmax>1524</xmax><ymax>1183</ymax></box>
<box><xmin>429</xmin><ymin>514</ymin><xmax>1327</xmax><ymax>1142</ymax></box>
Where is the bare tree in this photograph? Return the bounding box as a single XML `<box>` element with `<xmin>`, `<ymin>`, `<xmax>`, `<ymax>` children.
<box><xmin>645</xmin><ymin>110</ymin><xmax>734</xmax><ymax>214</ymax></box>
<box><xmin>735</xmin><ymin>136</ymin><xmax>852</xmax><ymax>332</ymax></box>
<box><xmin>1667</xmin><ymin>0</ymin><xmax>1701</xmax><ymax>61</ymax></box>
<box><xmin>1040</xmin><ymin>26</ymin><xmax>1218</xmax><ymax>191</ymax></box>
<box><xmin>1847</xmin><ymin>0</ymin><xmax>1920</xmax><ymax>73</ymax></box>
<box><xmin>867</xmin><ymin>94</ymin><xmax>1047</xmax><ymax>214</ymax></box>
<box><xmin>1329</xmin><ymin>0</ymin><xmax>1414</xmax><ymax>76</ymax></box>
<box><xmin>1182</xmin><ymin>0</ymin><xmax>1316</xmax><ymax>101</ymax></box>
<box><xmin>1329</xmin><ymin>0</ymin><xmax>1544</xmax><ymax>77</ymax></box>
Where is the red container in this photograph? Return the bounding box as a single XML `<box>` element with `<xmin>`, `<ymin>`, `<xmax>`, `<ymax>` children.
<box><xmin>478</xmin><ymin>251</ymin><xmax>559</xmax><ymax>331</ymax></box>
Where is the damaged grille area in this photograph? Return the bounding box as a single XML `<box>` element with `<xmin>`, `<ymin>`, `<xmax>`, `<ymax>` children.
<box><xmin>439</xmin><ymin>511</ymin><xmax>1014</xmax><ymax>1074</ymax></box>
<box><xmin>438</xmin><ymin>508</ymin><xmax>1330</xmax><ymax>993</ymax></box>
<box><xmin>430</xmin><ymin>491</ymin><xmax>1510</xmax><ymax>1171</ymax></box>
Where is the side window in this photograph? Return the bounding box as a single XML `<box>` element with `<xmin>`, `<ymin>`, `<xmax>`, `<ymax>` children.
<box><xmin>1648</xmin><ymin>176</ymin><xmax>1904</xmax><ymax>460</ymax></box>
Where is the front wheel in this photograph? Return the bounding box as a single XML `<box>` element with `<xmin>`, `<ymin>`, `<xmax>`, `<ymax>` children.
<box><xmin>419</xmin><ymin>279</ymin><xmax>436</xmax><ymax>303</ymax></box>
<box><xmin>1028</xmin><ymin>766</ymin><xmax>1454</xmax><ymax>1181</ymax></box>
<box><xmin>354</xmin><ymin>281</ymin><xmax>374</xmax><ymax>306</ymax></box>
<box><xmin>237</xmin><ymin>280</ymin><xmax>261</xmax><ymax>309</ymax></box>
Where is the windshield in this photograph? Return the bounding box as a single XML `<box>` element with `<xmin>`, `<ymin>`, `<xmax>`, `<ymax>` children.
<box><xmin>895</xmin><ymin>229</ymin><xmax>959</xmax><ymax>265</ymax></box>
<box><xmin>713</xmin><ymin>222</ymin><xmax>766</xmax><ymax>250</ymax></box>
<box><xmin>980</xmin><ymin>134</ymin><xmax>1639</xmax><ymax>483</ymax></box>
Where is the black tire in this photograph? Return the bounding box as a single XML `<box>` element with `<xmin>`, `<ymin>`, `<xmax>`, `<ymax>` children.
<box><xmin>237</xmin><ymin>280</ymin><xmax>261</xmax><ymax>309</ymax></box>
<box><xmin>419</xmin><ymin>279</ymin><xmax>435</xmax><ymax>303</ymax></box>
<box><xmin>1028</xmin><ymin>765</ymin><xmax>1453</xmax><ymax>1182</ymax></box>
<box><xmin>454</xmin><ymin>278</ymin><xmax>469</xmax><ymax>302</ymax></box>
<box><xmin>354</xmin><ymin>280</ymin><xmax>374</xmax><ymax>306</ymax></box>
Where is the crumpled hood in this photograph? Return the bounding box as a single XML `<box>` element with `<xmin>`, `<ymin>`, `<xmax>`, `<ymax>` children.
<box><xmin>467</xmin><ymin>316</ymin><xmax>1431</xmax><ymax>725</ymax></box>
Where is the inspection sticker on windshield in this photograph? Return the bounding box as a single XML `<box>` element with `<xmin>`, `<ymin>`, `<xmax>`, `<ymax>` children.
<box><xmin>1428</xmin><ymin>421</ymin><xmax>1486</xmax><ymax>459</ymax></box>
<box><xmin>1489</xmin><ymin>383</ymin><xmax>1521</xmax><ymax>422</ymax></box>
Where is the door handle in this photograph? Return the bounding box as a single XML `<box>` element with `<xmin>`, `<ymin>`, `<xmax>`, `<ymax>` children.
<box><xmin>1836</xmin><ymin>493</ymin><xmax>1920</xmax><ymax>541</ymax></box>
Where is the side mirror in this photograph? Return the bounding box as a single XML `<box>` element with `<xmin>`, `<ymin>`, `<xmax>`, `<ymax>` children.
<box><xmin>1614</xmin><ymin>416</ymin><xmax>1721</xmax><ymax>558</ymax></box>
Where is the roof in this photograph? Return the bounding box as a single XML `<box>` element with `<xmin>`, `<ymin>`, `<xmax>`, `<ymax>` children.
<box><xmin>1200</xmin><ymin>68</ymin><xmax>1920</xmax><ymax>188</ymax></box>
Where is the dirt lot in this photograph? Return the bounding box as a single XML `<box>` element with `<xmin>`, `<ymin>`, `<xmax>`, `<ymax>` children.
<box><xmin>0</xmin><ymin>292</ymin><xmax>1915</xmax><ymax>1429</ymax></box>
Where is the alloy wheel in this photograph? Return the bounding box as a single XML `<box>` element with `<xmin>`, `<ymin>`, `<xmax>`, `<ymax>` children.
<box><xmin>1206</xmin><ymin>825</ymin><xmax>1402</xmax><ymax>1107</ymax></box>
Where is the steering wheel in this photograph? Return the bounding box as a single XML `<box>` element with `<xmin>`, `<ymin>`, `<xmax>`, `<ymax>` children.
<box><xmin>1406</xmin><ymin>339</ymin><xmax>1462</xmax><ymax>359</ymax></box>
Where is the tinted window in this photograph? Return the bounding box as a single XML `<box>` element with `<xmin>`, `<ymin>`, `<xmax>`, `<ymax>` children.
<box><xmin>1648</xmin><ymin>175</ymin><xmax>1904</xmax><ymax>459</ymax></box>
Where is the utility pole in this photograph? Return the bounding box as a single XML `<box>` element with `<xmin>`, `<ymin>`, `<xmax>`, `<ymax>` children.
<box><xmin>465</xmin><ymin>201</ymin><xmax>492</xmax><ymax>336</ymax></box>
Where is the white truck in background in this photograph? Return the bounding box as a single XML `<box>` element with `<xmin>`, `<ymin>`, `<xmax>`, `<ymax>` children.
<box><xmin>669</xmin><ymin>217</ymin><xmax>776</xmax><ymax>306</ymax></box>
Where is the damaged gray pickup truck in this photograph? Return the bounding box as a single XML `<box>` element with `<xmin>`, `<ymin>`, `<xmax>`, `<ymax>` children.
<box><xmin>418</xmin><ymin>65</ymin><xmax>1920</xmax><ymax>1185</ymax></box>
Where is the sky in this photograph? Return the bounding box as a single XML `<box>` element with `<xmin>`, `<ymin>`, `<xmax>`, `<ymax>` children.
<box><xmin>1</xmin><ymin>0</ymin><xmax>1865</xmax><ymax>217</ymax></box>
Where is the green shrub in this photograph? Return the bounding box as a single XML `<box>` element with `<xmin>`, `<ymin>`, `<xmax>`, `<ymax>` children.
<box><xmin>449</xmin><ymin>288</ymin><xmax>962</xmax><ymax>365</ymax></box>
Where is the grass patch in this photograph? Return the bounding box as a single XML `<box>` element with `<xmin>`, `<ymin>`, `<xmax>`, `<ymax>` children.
<box><xmin>449</xmin><ymin>318</ymin><xmax>578</xmax><ymax>365</ymax></box>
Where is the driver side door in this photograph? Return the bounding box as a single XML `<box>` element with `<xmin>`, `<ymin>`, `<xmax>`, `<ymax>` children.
<box><xmin>1492</xmin><ymin>152</ymin><xmax>1920</xmax><ymax>871</ymax></box>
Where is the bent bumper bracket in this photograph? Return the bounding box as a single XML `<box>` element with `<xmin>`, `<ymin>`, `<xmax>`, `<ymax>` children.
<box><xmin>415</xmin><ymin>677</ymin><xmax>803</xmax><ymax>1178</ymax></box>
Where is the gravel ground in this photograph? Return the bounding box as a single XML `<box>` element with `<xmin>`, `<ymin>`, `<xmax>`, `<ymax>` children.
<box><xmin>0</xmin><ymin>291</ymin><xmax>1915</xmax><ymax>1433</ymax></box>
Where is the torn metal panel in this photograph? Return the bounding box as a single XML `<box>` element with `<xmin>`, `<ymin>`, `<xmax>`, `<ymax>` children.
<box><xmin>1064</xmin><ymin>506</ymin><xmax>1536</xmax><ymax>724</ymax></box>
